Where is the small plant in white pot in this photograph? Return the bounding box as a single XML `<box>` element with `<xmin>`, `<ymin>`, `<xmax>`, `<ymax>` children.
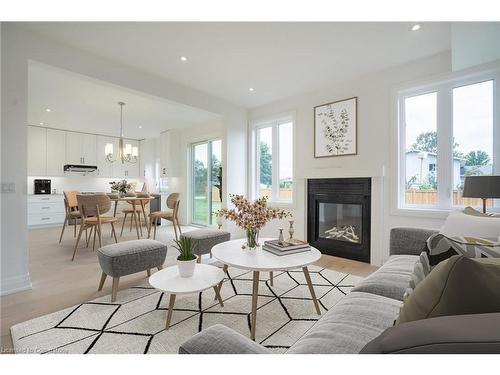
<box><xmin>174</xmin><ymin>237</ymin><xmax>197</xmax><ymax>277</ymax></box>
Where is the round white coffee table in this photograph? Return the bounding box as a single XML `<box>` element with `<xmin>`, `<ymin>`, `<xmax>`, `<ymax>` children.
<box><xmin>211</xmin><ymin>238</ymin><xmax>322</xmax><ymax>340</ymax></box>
<box><xmin>149</xmin><ymin>264</ymin><xmax>225</xmax><ymax>329</ymax></box>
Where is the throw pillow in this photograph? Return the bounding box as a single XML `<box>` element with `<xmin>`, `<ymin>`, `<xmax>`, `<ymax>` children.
<box><xmin>396</xmin><ymin>255</ymin><xmax>500</xmax><ymax>325</ymax></box>
<box><xmin>439</xmin><ymin>211</ymin><xmax>500</xmax><ymax>240</ymax></box>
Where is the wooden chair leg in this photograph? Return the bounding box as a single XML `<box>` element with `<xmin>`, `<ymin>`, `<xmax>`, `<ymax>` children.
<box><xmin>97</xmin><ymin>223</ymin><xmax>102</xmax><ymax>248</ymax></box>
<box><xmin>59</xmin><ymin>214</ymin><xmax>68</xmax><ymax>243</ymax></box>
<box><xmin>111</xmin><ymin>222</ymin><xmax>118</xmax><ymax>243</ymax></box>
<box><xmin>73</xmin><ymin>217</ymin><xmax>77</xmax><ymax>237</ymax></box>
<box><xmin>153</xmin><ymin>217</ymin><xmax>158</xmax><ymax>240</ymax></box>
<box><xmin>139</xmin><ymin>212</ymin><xmax>144</xmax><ymax>236</ymax></box>
<box><xmin>120</xmin><ymin>213</ymin><xmax>128</xmax><ymax>237</ymax></box>
<box><xmin>98</xmin><ymin>272</ymin><xmax>107</xmax><ymax>291</ymax></box>
<box><xmin>147</xmin><ymin>216</ymin><xmax>152</xmax><ymax>238</ymax></box>
<box><xmin>72</xmin><ymin>224</ymin><xmax>85</xmax><ymax>261</ymax></box>
<box><xmin>177</xmin><ymin>218</ymin><xmax>182</xmax><ymax>236</ymax></box>
<box><xmin>92</xmin><ymin>225</ymin><xmax>97</xmax><ymax>251</ymax></box>
<box><xmin>111</xmin><ymin>277</ymin><xmax>120</xmax><ymax>302</ymax></box>
<box><xmin>173</xmin><ymin>219</ymin><xmax>179</xmax><ymax>240</ymax></box>
<box><xmin>129</xmin><ymin>211</ymin><xmax>134</xmax><ymax>232</ymax></box>
<box><xmin>86</xmin><ymin>226</ymin><xmax>93</xmax><ymax>247</ymax></box>
<box><xmin>146</xmin><ymin>269</ymin><xmax>151</xmax><ymax>277</ymax></box>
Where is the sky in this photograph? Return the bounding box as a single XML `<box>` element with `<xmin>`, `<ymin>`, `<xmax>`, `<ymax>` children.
<box><xmin>405</xmin><ymin>80</ymin><xmax>494</xmax><ymax>157</ymax></box>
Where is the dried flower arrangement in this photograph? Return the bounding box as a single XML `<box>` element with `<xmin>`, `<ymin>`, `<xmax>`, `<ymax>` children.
<box><xmin>217</xmin><ymin>194</ymin><xmax>291</xmax><ymax>248</ymax></box>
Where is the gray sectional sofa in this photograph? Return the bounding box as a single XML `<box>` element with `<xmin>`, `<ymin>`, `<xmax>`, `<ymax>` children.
<box><xmin>179</xmin><ymin>227</ymin><xmax>438</xmax><ymax>354</ymax></box>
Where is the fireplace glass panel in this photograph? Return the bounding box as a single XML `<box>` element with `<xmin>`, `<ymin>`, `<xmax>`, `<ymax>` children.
<box><xmin>318</xmin><ymin>202</ymin><xmax>362</xmax><ymax>244</ymax></box>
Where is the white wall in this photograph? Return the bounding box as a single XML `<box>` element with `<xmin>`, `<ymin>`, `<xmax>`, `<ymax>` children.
<box><xmin>452</xmin><ymin>23</ymin><xmax>500</xmax><ymax>71</ymax></box>
<box><xmin>249</xmin><ymin>51</ymin><xmax>454</xmax><ymax>266</ymax></box>
<box><xmin>0</xmin><ymin>24</ymin><xmax>247</xmax><ymax>295</ymax></box>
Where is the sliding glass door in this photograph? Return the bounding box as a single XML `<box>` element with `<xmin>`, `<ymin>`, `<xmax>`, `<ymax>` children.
<box><xmin>191</xmin><ymin>139</ymin><xmax>222</xmax><ymax>226</ymax></box>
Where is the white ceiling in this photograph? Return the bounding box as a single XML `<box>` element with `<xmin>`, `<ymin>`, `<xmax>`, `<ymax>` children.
<box><xmin>22</xmin><ymin>22</ymin><xmax>452</xmax><ymax>108</ymax></box>
<box><xmin>28</xmin><ymin>62</ymin><xmax>220</xmax><ymax>139</ymax></box>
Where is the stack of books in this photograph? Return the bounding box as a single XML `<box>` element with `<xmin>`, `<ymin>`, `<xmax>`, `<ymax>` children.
<box><xmin>262</xmin><ymin>239</ymin><xmax>310</xmax><ymax>256</ymax></box>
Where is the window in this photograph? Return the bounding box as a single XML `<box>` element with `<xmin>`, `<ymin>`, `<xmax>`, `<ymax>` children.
<box><xmin>253</xmin><ymin>116</ymin><xmax>293</xmax><ymax>202</ymax></box>
<box><xmin>191</xmin><ymin>139</ymin><xmax>222</xmax><ymax>226</ymax></box>
<box><xmin>399</xmin><ymin>71</ymin><xmax>498</xmax><ymax>211</ymax></box>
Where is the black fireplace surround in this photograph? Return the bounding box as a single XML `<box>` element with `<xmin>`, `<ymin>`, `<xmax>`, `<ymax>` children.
<box><xmin>307</xmin><ymin>178</ymin><xmax>371</xmax><ymax>263</ymax></box>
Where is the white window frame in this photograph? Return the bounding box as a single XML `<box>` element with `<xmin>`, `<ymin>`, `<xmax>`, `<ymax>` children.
<box><xmin>397</xmin><ymin>68</ymin><xmax>500</xmax><ymax>213</ymax></box>
<box><xmin>250</xmin><ymin>114</ymin><xmax>294</xmax><ymax>204</ymax></box>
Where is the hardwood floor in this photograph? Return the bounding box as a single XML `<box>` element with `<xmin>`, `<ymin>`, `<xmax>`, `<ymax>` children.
<box><xmin>0</xmin><ymin>223</ymin><xmax>377</xmax><ymax>351</ymax></box>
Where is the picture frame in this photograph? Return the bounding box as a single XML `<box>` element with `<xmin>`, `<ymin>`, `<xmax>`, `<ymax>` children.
<box><xmin>314</xmin><ymin>96</ymin><xmax>357</xmax><ymax>158</ymax></box>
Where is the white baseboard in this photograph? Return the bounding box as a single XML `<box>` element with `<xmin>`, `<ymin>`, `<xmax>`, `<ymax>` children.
<box><xmin>0</xmin><ymin>273</ymin><xmax>32</xmax><ymax>296</ymax></box>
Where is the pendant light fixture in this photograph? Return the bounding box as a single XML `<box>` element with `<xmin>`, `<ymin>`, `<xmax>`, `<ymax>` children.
<box><xmin>105</xmin><ymin>101</ymin><xmax>138</xmax><ymax>164</ymax></box>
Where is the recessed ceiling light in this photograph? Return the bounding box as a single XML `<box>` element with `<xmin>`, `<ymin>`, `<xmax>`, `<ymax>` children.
<box><xmin>180</xmin><ymin>56</ymin><xmax>188</xmax><ymax>62</ymax></box>
<box><xmin>138</xmin><ymin>125</ymin><xmax>142</xmax><ymax>129</ymax></box>
<box><xmin>249</xmin><ymin>87</ymin><xmax>255</xmax><ymax>92</ymax></box>
<box><xmin>45</xmin><ymin>108</ymin><xmax>52</xmax><ymax>112</ymax></box>
<box><xmin>411</xmin><ymin>24</ymin><xmax>421</xmax><ymax>32</ymax></box>
<box><xmin>39</xmin><ymin>122</ymin><xmax>44</xmax><ymax>125</ymax></box>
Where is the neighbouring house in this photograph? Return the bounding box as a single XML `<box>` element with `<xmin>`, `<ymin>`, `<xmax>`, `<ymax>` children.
<box><xmin>405</xmin><ymin>150</ymin><xmax>461</xmax><ymax>189</ymax></box>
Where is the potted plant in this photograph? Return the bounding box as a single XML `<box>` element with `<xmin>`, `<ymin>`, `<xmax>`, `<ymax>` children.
<box><xmin>174</xmin><ymin>237</ymin><xmax>197</xmax><ymax>277</ymax></box>
<box><xmin>217</xmin><ymin>194</ymin><xmax>290</xmax><ymax>250</ymax></box>
<box><xmin>109</xmin><ymin>180</ymin><xmax>131</xmax><ymax>198</ymax></box>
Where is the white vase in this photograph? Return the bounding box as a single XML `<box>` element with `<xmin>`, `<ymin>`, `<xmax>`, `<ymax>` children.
<box><xmin>177</xmin><ymin>256</ymin><xmax>197</xmax><ymax>277</ymax></box>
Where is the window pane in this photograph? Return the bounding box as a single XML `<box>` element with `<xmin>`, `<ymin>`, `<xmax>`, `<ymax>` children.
<box><xmin>453</xmin><ymin>80</ymin><xmax>494</xmax><ymax>207</ymax></box>
<box><xmin>258</xmin><ymin>127</ymin><xmax>273</xmax><ymax>198</ymax></box>
<box><xmin>211</xmin><ymin>139</ymin><xmax>222</xmax><ymax>225</ymax></box>
<box><xmin>193</xmin><ymin>143</ymin><xmax>208</xmax><ymax>225</ymax></box>
<box><xmin>279</xmin><ymin>122</ymin><xmax>293</xmax><ymax>201</ymax></box>
<box><xmin>404</xmin><ymin>92</ymin><xmax>438</xmax><ymax>205</ymax></box>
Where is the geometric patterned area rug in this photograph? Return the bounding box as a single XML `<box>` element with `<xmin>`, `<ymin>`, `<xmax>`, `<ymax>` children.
<box><xmin>11</xmin><ymin>264</ymin><xmax>363</xmax><ymax>354</ymax></box>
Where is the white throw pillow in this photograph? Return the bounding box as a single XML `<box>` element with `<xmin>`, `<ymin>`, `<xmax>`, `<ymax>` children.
<box><xmin>440</xmin><ymin>211</ymin><xmax>500</xmax><ymax>241</ymax></box>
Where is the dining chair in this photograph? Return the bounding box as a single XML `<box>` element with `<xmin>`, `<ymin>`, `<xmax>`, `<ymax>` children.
<box><xmin>148</xmin><ymin>193</ymin><xmax>181</xmax><ymax>240</ymax></box>
<box><xmin>120</xmin><ymin>192</ymin><xmax>150</xmax><ymax>237</ymax></box>
<box><xmin>72</xmin><ymin>194</ymin><xmax>118</xmax><ymax>261</ymax></box>
<box><xmin>59</xmin><ymin>190</ymin><xmax>81</xmax><ymax>243</ymax></box>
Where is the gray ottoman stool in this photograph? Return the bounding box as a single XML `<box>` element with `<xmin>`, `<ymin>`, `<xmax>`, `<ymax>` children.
<box><xmin>180</xmin><ymin>229</ymin><xmax>230</xmax><ymax>263</ymax></box>
<box><xmin>97</xmin><ymin>239</ymin><xmax>167</xmax><ymax>302</ymax></box>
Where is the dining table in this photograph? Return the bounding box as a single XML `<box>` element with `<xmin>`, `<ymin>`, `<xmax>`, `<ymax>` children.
<box><xmin>109</xmin><ymin>196</ymin><xmax>154</xmax><ymax>239</ymax></box>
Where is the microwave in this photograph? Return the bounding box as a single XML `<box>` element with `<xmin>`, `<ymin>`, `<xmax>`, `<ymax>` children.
<box><xmin>34</xmin><ymin>179</ymin><xmax>51</xmax><ymax>194</ymax></box>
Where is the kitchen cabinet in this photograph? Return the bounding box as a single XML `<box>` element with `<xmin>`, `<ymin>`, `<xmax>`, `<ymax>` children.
<box><xmin>27</xmin><ymin>194</ymin><xmax>65</xmax><ymax>227</ymax></box>
<box><xmin>66</xmin><ymin>131</ymin><xmax>97</xmax><ymax>165</ymax></box>
<box><xmin>112</xmin><ymin>138</ymin><xmax>140</xmax><ymax>178</ymax></box>
<box><xmin>46</xmin><ymin>129</ymin><xmax>67</xmax><ymax>176</ymax></box>
<box><xmin>96</xmin><ymin>135</ymin><xmax>115</xmax><ymax>177</ymax></box>
<box><xmin>28</xmin><ymin>126</ymin><xmax>47</xmax><ymax>175</ymax></box>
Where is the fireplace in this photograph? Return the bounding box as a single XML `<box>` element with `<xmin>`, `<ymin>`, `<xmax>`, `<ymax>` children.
<box><xmin>307</xmin><ymin>178</ymin><xmax>371</xmax><ymax>263</ymax></box>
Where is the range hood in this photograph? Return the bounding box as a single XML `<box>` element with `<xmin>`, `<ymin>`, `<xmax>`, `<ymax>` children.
<box><xmin>63</xmin><ymin>164</ymin><xmax>98</xmax><ymax>174</ymax></box>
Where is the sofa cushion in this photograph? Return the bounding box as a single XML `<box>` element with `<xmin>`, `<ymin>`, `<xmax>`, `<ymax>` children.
<box><xmin>286</xmin><ymin>292</ymin><xmax>401</xmax><ymax>354</ymax></box>
<box><xmin>397</xmin><ymin>255</ymin><xmax>500</xmax><ymax>324</ymax></box>
<box><xmin>361</xmin><ymin>312</ymin><xmax>500</xmax><ymax>354</ymax></box>
<box><xmin>351</xmin><ymin>255</ymin><xmax>418</xmax><ymax>301</ymax></box>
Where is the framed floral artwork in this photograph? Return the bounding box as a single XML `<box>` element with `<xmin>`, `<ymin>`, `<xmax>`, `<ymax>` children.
<box><xmin>314</xmin><ymin>97</ymin><xmax>357</xmax><ymax>157</ymax></box>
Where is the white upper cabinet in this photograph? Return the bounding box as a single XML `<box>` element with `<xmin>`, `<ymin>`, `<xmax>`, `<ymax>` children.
<box><xmin>81</xmin><ymin>133</ymin><xmax>97</xmax><ymax>165</ymax></box>
<box><xmin>66</xmin><ymin>131</ymin><xmax>97</xmax><ymax>165</ymax></box>
<box><xmin>46</xmin><ymin>128</ymin><xmax>66</xmax><ymax>176</ymax></box>
<box><xmin>96</xmin><ymin>135</ymin><xmax>115</xmax><ymax>177</ymax></box>
<box><xmin>112</xmin><ymin>138</ymin><xmax>140</xmax><ymax>178</ymax></box>
<box><xmin>28</xmin><ymin>126</ymin><xmax>47</xmax><ymax>176</ymax></box>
